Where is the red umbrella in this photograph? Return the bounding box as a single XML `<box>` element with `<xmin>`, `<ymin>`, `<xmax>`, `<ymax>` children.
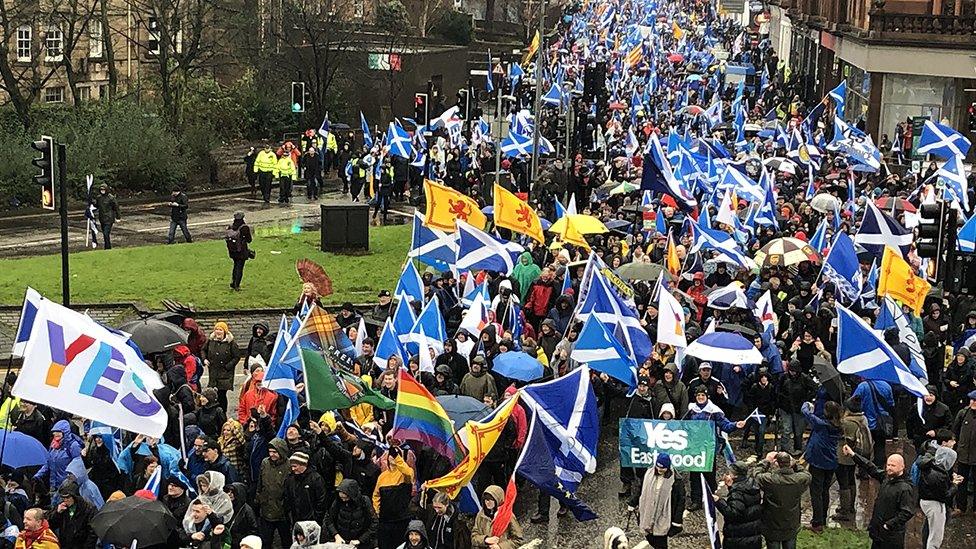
<box><xmin>608</xmin><ymin>101</ymin><xmax>628</xmax><ymax>111</ymax></box>
<box><xmin>874</xmin><ymin>197</ymin><xmax>916</xmax><ymax>214</ymax></box>
<box><xmin>667</xmin><ymin>53</ymin><xmax>685</xmax><ymax>63</ymax></box>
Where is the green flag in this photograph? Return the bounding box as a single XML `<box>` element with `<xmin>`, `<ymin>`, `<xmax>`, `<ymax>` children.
<box><xmin>301</xmin><ymin>348</ymin><xmax>394</xmax><ymax>411</ymax></box>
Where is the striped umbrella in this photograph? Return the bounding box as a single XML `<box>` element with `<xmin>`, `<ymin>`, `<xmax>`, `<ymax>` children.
<box><xmin>753</xmin><ymin>237</ymin><xmax>821</xmax><ymax>267</ymax></box>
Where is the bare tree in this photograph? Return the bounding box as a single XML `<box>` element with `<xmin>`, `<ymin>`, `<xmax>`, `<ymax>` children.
<box><xmin>374</xmin><ymin>0</ymin><xmax>412</xmax><ymax>115</ymax></box>
<box><xmin>413</xmin><ymin>0</ymin><xmax>449</xmax><ymax>38</ymax></box>
<box><xmin>48</xmin><ymin>0</ymin><xmax>100</xmax><ymax>107</ymax></box>
<box><xmin>99</xmin><ymin>0</ymin><xmax>118</xmax><ymax>98</ymax></box>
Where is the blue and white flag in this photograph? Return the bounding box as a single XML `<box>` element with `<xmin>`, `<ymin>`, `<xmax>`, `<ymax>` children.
<box><xmin>485</xmin><ymin>50</ymin><xmax>495</xmax><ymax>93</ymax></box>
<box><xmin>809</xmin><ymin>219</ymin><xmax>829</xmax><ymax>253</ymax></box>
<box><xmin>835</xmin><ymin>303</ymin><xmax>930</xmax><ymax>398</ymax></box>
<box><xmin>716</xmin><ymin>165</ymin><xmax>765</xmax><ymax>204</ymax></box>
<box><xmin>409</xmin><ymin>213</ymin><xmax>456</xmax><ymax>270</ymax></box>
<box><xmin>542</xmin><ymin>83</ymin><xmax>563</xmax><ymax>106</ymax></box>
<box><xmin>689</xmin><ymin>218</ymin><xmax>755</xmax><ymax>270</ymax></box>
<box><xmin>394</xmin><ymin>261</ymin><xmax>425</xmax><ymax>304</ymax></box>
<box><xmin>827</xmin><ymin>80</ymin><xmax>847</xmax><ymax>119</ymax></box>
<box><xmin>318</xmin><ymin>114</ymin><xmax>330</xmax><ymax>138</ymax></box>
<box><xmin>641</xmin><ymin>133</ymin><xmax>697</xmax><ymax>212</ymax></box>
<box><xmin>855</xmin><ymin>201</ymin><xmax>913</xmax><ymax>259</ymax></box>
<box><xmin>11</xmin><ymin>287</ymin><xmax>42</xmax><ymax>357</ymax></box>
<box><xmin>455</xmin><ymin>220</ymin><xmax>524</xmax><ymax>273</ymax></box>
<box><xmin>86</xmin><ymin>420</ymin><xmax>123</xmax><ymax>470</ymax></box>
<box><xmin>577</xmin><ymin>271</ymin><xmax>652</xmax><ymax>364</ymax></box>
<box><xmin>821</xmin><ymin>232</ymin><xmax>862</xmax><ymax>303</ymax></box>
<box><xmin>392</xmin><ymin>300</ymin><xmax>417</xmax><ymax>346</ymax></box>
<box><xmin>958</xmin><ymin>212</ymin><xmax>976</xmax><ymax>252</ymax></box>
<box><xmin>875</xmin><ymin>296</ymin><xmax>927</xmax><ymax>381</ymax></box>
<box><xmin>374</xmin><ymin>318</ymin><xmax>409</xmax><ymax>370</ymax></box>
<box><xmin>570</xmin><ymin>315</ymin><xmax>639</xmax><ymax>391</ymax></box>
<box><xmin>747</xmin><ymin>407</ymin><xmax>767</xmax><ymax>426</ymax></box>
<box><xmin>264</xmin><ymin>314</ymin><xmax>302</xmax><ymax>438</ymax></box>
<box><xmin>938</xmin><ymin>155</ymin><xmax>970</xmax><ymax>211</ymax></box>
<box><xmin>830</xmin><ymin>117</ymin><xmax>881</xmax><ymax>172</ymax></box>
<box><xmin>704</xmin><ymin>99</ymin><xmax>723</xmax><ymax>129</ymax></box>
<box><xmin>518</xmin><ymin>367</ymin><xmax>599</xmax><ymax>516</ymax></box>
<box><xmin>386</xmin><ymin>122</ymin><xmax>413</xmax><ymax>159</ymax></box>
<box><xmin>462</xmin><ymin>281</ymin><xmax>490</xmax><ymax>308</ymax></box>
<box><xmin>409</xmin><ymin>296</ymin><xmax>447</xmax><ymax>354</ymax></box>
<box><xmin>702</xmin><ymin>475</ymin><xmax>722</xmax><ymax>549</ymax></box>
<box><xmin>918</xmin><ymin>120</ymin><xmax>971</xmax><ymax>160</ymax></box>
<box><xmin>143</xmin><ymin>465</ymin><xmax>162</xmax><ymax>497</ymax></box>
<box><xmin>360</xmin><ymin>112</ymin><xmax>373</xmax><ymax>149</ymax></box>
<box><xmin>500</xmin><ymin>131</ymin><xmax>553</xmax><ymax>157</ymax></box>
<box><xmin>508</xmin><ymin>62</ymin><xmax>524</xmax><ymax>86</ymax></box>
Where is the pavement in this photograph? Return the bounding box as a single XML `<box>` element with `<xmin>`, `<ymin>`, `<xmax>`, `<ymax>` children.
<box><xmin>0</xmin><ymin>181</ymin><xmax>412</xmax><ymax>259</ymax></box>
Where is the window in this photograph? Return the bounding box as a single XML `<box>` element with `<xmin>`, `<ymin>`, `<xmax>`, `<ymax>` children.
<box><xmin>45</xmin><ymin>26</ymin><xmax>63</xmax><ymax>61</ymax></box>
<box><xmin>77</xmin><ymin>86</ymin><xmax>91</xmax><ymax>102</ymax></box>
<box><xmin>147</xmin><ymin>17</ymin><xmax>160</xmax><ymax>55</ymax></box>
<box><xmin>16</xmin><ymin>26</ymin><xmax>31</xmax><ymax>62</ymax></box>
<box><xmin>98</xmin><ymin>84</ymin><xmax>109</xmax><ymax>100</ymax></box>
<box><xmin>89</xmin><ymin>20</ymin><xmax>103</xmax><ymax>58</ymax></box>
<box><xmin>44</xmin><ymin>86</ymin><xmax>65</xmax><ymax>103</ymax></box>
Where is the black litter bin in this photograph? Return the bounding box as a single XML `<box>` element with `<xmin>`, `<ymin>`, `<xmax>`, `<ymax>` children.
<box><xmin>320</xmin><ymin>203</ymin><xmax>370</xmax><ymax>252</ymax></box>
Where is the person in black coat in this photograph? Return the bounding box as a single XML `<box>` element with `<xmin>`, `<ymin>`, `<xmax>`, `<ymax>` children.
<box><xmin>162</xmin><ymin>476</ymin><xmax>192</xmax><ymax>523</ymax></box>
<box><xmin>13</xmin><ymin>401</ymin><xmax>50</xmax><ymax>447</ymax></box>
<box><xmin>743</xmin><ymin>371</ymin><xmax>776</xmax><ymax>456</ymax></box>
<box><xmin>436</xmin><ymin>340</ymin><xmax>468</xmax><ymax>386</ymax></box>
<box><xmin>49</xmin><ymin>480</ymin><xmax>98</xmax><ymax>547</ymax></box>
<box><xmin>197</xmin><ymin>388</ymin><xmax>227</xmax><ymax>439</ymax></box>
<box><xmin>715</xmin><ymin>463</ymin><xmax>763</xmax><ymax>549</ymax></box>
<box><xmin>245</xmin><ymin>322</ymin><xmax>272</xmax><ymax>368</ymax></box>
<box><xmin>201</xmin><ymin>439</ymin><xmax>239</xmax><ymax>484</ymax></box>
<box><xmin>345</xmin><ymin>441</ymin><xmax>380</xmax><ymax>498</ymax></box>
<box><xmin>618</xmin><ymin>376</ymin><xmax>655</xmax><ymax>498</ymax></box>
<box><xmin>227</xmin><ymin>212</ymin><xmax>253</xmax><ymax>291</ymax></box>
<box><xmin>844</xmin><ymin>445</ymin><xmax>916</xmax><ymax>549</ymax></box>
<box><xmin>283</xmin><ymin>451</ymin><xmax>328</xmax><ymax>524</ymax></box>
<box><xmin>83</xmin><ymin>434</ymin><xmax>122</xmax><ymax>500</ymax></box>
<box><xmin>225</xmin><ymin>482</ymin><xmax>259</xmax><ymax>548</ymax></box>
<box><xmin>423</xmin><ymin>491</ymin><xmax>471</xmax><ymax>549</ymax></box>
<box><xmin>324</xmin><ymin>479</ymin><xmax>377</xmax><ymax>547</ymax></box>
<box><xmin>908</xmin><ymin>389</ymin><xmax>952</xmax><ymax>451</ymax></box>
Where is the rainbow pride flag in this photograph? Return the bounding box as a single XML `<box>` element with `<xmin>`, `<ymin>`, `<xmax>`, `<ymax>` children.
<box><xmin>390</xmin><ymin>370</ymin><xmax>464</xmax><ymax>464</ymax></box>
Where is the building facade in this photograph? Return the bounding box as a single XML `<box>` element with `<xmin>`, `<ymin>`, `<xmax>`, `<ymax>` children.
<box><xmin>767</xmin><ymin>0</ymin><xmax>976</xmax><ymax>149</ymax></box>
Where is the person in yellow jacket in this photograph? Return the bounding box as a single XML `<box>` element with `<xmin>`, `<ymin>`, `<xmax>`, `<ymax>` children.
<box><xmin>253</xmin><ymin>145</ymin><xmax>278</xmax><ymax>203</ymax></box>
<box><xmin>274</xmin><ymin>153</ymin><xmax>298</xmax><ymax>204</ymax></box>
<box><xmin>324</xmin><ymin>132</ymin><xmax>338</xmax><ymax>177</ymax></box>
<box><xmin>372</xmin><ymin>445</ymin><xmax>413</xmax><ymax>512</ymax></box>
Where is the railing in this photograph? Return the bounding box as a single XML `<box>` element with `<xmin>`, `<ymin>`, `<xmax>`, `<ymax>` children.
<box><xmin>869</xmin><ymin>13</ymin><xmax>976</xmax><ymax>35</ymax></box>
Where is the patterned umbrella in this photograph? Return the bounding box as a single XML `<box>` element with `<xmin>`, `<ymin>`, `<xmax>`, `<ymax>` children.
<box><xmin>753</xmin><ymin>237</ymin><xmax>821</xmax><ymax>267</ymax></box>
<box><xmin>875</xmin><ymin>197</ymin><xmax>917</xmax><ymax>214</ymax></box>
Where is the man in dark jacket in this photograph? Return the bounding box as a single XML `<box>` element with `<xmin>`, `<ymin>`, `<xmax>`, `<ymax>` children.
<box><xmin>618</xmin><ymin>376</ymin><xmax>655</xmax><ymax>498</ymax></box>
<box><xmin>245</xmin><ymin>322</ymin><xmax>272</xmax><ymax>367</ymax></box>
<box><xmin>324</xmin><ymin>479</ymin><xmax>377</xmax><ymax>547</ymax></box>
<box><xmin>225</xmin><ymin>482</ymin><xmax>258</xmax><ymax>549</ymax></box>
<box><xmin>844</xmin><ymin>445</ymin><xmax>916</xmax><ymax>549</ymax></box>
<box><xmin>93</xmin><ymin>183</ymin><xmax>121</xmax><ymax>249</ymax></box>
<box><xmin>13</xmin><ymin>401</ymin><xmax>50</xmax><ymax>447</ymax></box>
<box><xmin>162</xmin><ymin>476</ymin><xmax>191</xmax><ymax>524</ymax></box>
<box><xmin>167</xmin><ymin>186</ymin><xmax>192</xmax><ymax>244</ymax></box>
<box><xmin>754</xmin><ymin>452</ymin><xmax>811</xmax><ymax>549</ymax></box>
<box><xmin>49</xmin><ymin>480</ymin><xmax>97</xmax><ymax>547</ymax></box>
<box><xmin>715</xmin><ymin>462</ymin><xmax>763</xmax><ymax>549</ymax></box>
<box><xmin>283</xmin><ymin>451</ymin><xmax>327</xmax><ymax>524</ymax></box>
<box><xmin>953</xmin><ymin>390</ymin><xmax>976</xmax><ymax>513</ymax></box>
<box><xmin>256</xmin><ymin>438</ymin><xmax>290</xmax><ymax>548</ymax></box>
<box><xmin>200</xmin><ymin>439</ymin><xmax>239</xmax><ymax>483</ymax></box>
<box><xmin>908</xmin><ymin>388</ymin><xmax>951</xmax><ymax>451</ymax></box>
<box><xmin>776</xmin><ymin>367</ymin><xmax>816</xmax><ymax>454</ymax></box>
<box><xmin>227</xmin><ymin>212</ymin><xmax>253</xmax><ymax>291</ymax></box>
<box><xmin>423</xmin><ymin>491</ymin><xmax>470</xmax><ymax>549</ymax></box>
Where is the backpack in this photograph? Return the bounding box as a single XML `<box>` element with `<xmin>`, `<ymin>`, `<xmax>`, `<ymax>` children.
<box><xmin>225</xmin><ymin>227</ymin><xmax>246</xmax><ymax>255</ymax></box>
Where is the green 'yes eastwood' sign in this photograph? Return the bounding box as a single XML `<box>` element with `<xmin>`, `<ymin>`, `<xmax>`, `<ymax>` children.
<box><xmin>619</xmin><ymin>419</ymin><xmax>716</xmax><ymax>472</ymax></box>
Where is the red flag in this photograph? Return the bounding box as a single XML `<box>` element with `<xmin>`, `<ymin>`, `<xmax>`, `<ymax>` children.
<box><xmin>491</xmin><ymin>476</ymin><xmax>518</xmax><ymax>537</ymax></box>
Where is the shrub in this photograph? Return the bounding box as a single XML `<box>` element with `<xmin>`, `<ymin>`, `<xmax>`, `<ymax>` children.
<box><xmin>434</xmin><ymin>10</ymin><xmax>474</xmax><ymax>45</ymax></box>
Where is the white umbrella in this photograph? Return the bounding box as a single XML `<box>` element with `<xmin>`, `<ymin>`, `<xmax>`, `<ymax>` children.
<box><xmin>810</xmin><ymin>193</ymin><xmax>840</xmax><ymax>213</ymax></box>
<box><xmin>763</xmin><ymin>157</ymin><xmax>797</xmax><ymax>175</ymax></box>
<box><xmin>686</xmin><ymin>332</ymin><xmax>764</xmax><ymax>364</ymax></box>
<box><xmin>706</xmin><ymin>283</ymin><xmax>754</xmax><ymax>310</ymax></box>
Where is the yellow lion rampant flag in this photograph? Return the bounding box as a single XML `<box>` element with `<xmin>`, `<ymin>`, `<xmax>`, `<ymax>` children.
<box><xmin>493</xmin><ymin>184</ymin><xmax>544</xmax><ymax>243</ymax></box>
<box><xmin>521</xmin><ymin>31</ymin><xmax>540</xmax><ymax>66</ymax></box>
<box><xmin>423</xmin><ymin>179</ymin><xmax>487</xmax><ymax>232</ymax></box>
<box><xmin>878</xmin><ymin>246</ymin><xmax>931</xmax><ymax>315</ymax></box>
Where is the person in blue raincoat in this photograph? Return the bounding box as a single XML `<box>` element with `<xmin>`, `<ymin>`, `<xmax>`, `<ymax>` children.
<box><xmin>33</xmin><ymin>420</ymin><xmax>83</xmax><ymax>498</ymax></box>
<box><xmin>115</xmin><ymin>434</ymin><xmax>184</xmax><ymax>489</ymax></box>
<box><xmin>51</xmin><ymin>457</ymin><xmax>105</xmax><ymax>510</ymax></box>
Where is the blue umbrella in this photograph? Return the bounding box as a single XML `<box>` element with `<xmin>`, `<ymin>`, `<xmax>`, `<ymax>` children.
<box><xmin>481</xmin><ymin>206</ymin><xmax>494</xmax><ymax>216</ymax></box>
<box><xmin>0</xmin><ymin>430</ymin><xmax>47</xmax><ymax>468</ymax></box>
<box><xmin>686</xmin><ymin>332</ymin><xmax>764</xmax><ymax>364</ymax></box>
<box><xmin>492</xmin><ymin>351</ymin><xmax>544</xmax><ymax>381</ymax></box>
<box><xmin>437</xmin><ymin>395</ymin><xmax>490</xmax><ymax>429</ymax></box>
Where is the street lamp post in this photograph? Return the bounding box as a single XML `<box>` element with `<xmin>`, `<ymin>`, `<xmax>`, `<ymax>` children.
<box><xmin>528</xmin><ymin>0</ymin><xmax>547</xmax><ymax>190</ymax></box>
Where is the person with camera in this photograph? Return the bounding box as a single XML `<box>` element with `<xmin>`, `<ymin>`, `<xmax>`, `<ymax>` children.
<box><xmin>226</xmin><ymin>212</ymin><xmax>253</xmax><ymax>291</ymax></box>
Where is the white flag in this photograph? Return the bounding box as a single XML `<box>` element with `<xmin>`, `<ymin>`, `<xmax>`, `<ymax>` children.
<box><xmin>13</xmin><ymin>297</ymin><xmax>167</xmax><ymax>437</ymax></box>
<box><xmin>656</xmin><ymin>289</ymin><xmax>687</xmax><ymax>348</ymax></box>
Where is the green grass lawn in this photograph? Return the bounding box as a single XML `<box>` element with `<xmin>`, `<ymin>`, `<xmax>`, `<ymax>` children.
<box><xmin>0</xmin><ymin>223</ymin><xmax>411</xmax><ymax>310</ymax></box>
<box><xmin>796</xmin><ymin>527</ymin><xmax>870</xmax><ymax>548</ymax></box>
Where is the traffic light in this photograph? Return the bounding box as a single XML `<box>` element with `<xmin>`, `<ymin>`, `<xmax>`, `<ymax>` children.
<box><xmin>414</xmin><ymin>92</ymin><xmax>429</xmax><ymax>127</ymax></box>
<box><xmin>969</xmin><ymin>102</ymin><xmax>976</xmax><ymax>133</ymax></box>
<box><xmin>917</xmin><ymin>201</ymin><xmax>958</xmax><ymax>283</ymax></box>
<box><xmin>456</xmin><ymin>88</ymin><xmax>469</xmax><ymax>120</ymax></box>
<box><xmin>31</xmin><ymin>136</ymin><xmax>55</xmax><ymax>211</ymax></box>
<box><xmin>290</xmin><ymin>82</ymin><xmax>306</xmax><ymax>113</ymax></box>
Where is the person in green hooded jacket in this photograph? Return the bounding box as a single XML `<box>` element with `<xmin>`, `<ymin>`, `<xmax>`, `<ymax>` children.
<box><xmin>511</xmin><ymin>252</ymin><xmax>541</xmax><ymax>301</ymax></box>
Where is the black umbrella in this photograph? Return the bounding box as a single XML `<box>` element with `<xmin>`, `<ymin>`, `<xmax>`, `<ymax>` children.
<box><xmin>92</xmin><ymin>496</ymin><xmax>178</xmax><ymax>547</ymax></box>
<box><xmin>118</xmin><ymin>318</ymin><xmax>188</xmax><ymax>354</ymax></box>
<box><xmin>812</xmin><ymin>356</ymin><xmax>845</xmax><ymax>402</ymax></box>
<box><xmin>148</xmin><ymin>311</ymin><xmax>186</xmax><ymax>325</ymax></box>
<box><xmin>716</xmin><ymin>322</ymin><xmax>759</xmax><ymax>339</ymax></box>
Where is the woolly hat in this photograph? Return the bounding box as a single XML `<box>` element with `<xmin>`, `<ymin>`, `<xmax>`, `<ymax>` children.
<box><xmin>290</xmin><ymin>451</ymin><xmax>310</xmax><ymax>466</ymax></box>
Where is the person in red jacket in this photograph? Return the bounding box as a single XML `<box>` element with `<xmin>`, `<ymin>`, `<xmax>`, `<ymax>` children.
<box><xmin>173</xmin><ymin>345</ymin><xmax>201</xmax><ymax>392</ymax></box>
<box><xmin>524</xmin><ymin>267</ymin><xmax>559</xmax><ymax>329</ymax></box>
<box><xmin>238</xmin><ymin>371</ymin><xmax>279</xmax><ymax>426</ymax></box>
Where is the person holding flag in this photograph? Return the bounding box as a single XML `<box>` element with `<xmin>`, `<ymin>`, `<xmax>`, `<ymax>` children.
<box><xmin>471</xmin><ymin>485</ymin><xmax>523</xmax><ymax>549</ymax></box>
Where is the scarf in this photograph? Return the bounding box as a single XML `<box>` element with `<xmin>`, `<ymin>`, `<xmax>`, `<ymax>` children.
<box><xmin>20</xmin><ymin>521</ymin><xmax>54</xmax><ymax>548</ymax></box>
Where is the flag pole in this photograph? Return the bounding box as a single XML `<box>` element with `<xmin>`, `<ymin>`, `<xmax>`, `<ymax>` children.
<box><xmin>528</xmin><ymin>0</ymin><xmax>548</xmax><ymax>191</ymax></box>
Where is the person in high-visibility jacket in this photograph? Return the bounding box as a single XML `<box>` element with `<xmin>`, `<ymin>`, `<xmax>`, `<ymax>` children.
<box><xmin>274</xmin><ymin>153</ymin><xmax>298</xmax><ymax>204</ymax></box>
<box><xmin>324</xmin><ymin>132</ymin><xmax>338</xmax><ymax>177</ymax></box>
<box><xmin>373</xmin><ymin>156</ymin><xmax>394</xmax><ymax>225</ymax></box>
<box><xmin>350</xmin><ymin>153</ymin><xmax>370</xmax><ymax>203</ymax></box>
<box><xmin>253</xmin><ymin>145</ymin><xmax>278</xmax><ymax>203</ymax></box>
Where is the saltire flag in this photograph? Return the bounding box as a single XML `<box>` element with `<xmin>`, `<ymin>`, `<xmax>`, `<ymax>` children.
<box><xmin>508</xmin><ymin>63</ymin><xmax>524</xmax><ymax>87</ymax></box>
<box><xmin>394</xmin><ymin>261</ymin><xmax>425</xmax><ymax>304</ymax></box>
<box><xmin>11</xmin><ymin>287</ymin><xmax>42</xmax><ymax>357</ymax></box>
<box><xmin>373</xmin><ymin>318</ymin><xmax>408</xmax><ymax>370</ymax></box>
<box><xmin>747</xmin><ymin>407</ymin><xmax>767</xmax><ymax>427</ymax></box>
<box><xmin>409</xmin><ymin>212</ymin><xmax>457</xmax><ymax>270</ymax></box>
<box><xmin>360</xmin><ymin>112</ymin><xmax>373</xmax><ymax>149</ymax></box>
<box><xmin>938</xmin><ymin>155</ymin><xmax>970</xmax><ymax>211</ymax></box>
<box><xmin>835</xmin><ymin>303</ymin><xmax>930</xmax><ymax>398</ymax></box>
<box><xmin>426</xmin><ymin>394</ymin><xmax>521</xmax><ymax>495</ymax></box>
<box><xmin>455</xmin><ymin>220</ymin><xmax>524</xmax><ymax>273</ymax></box>
<box><xmin>408</xmin><ymin>295</ymin><xmax>447</xmax><ymax>354</ymax></box>
<box><xmin>392</xmin><ymin>299</ymin><xmax>418</xmax><ymax>346</ymax></box>
<box><xmin>689</xmin><ymin>218</ymin><xmax>755</xmax><ymax>271</ymax></box>
<box><xmin>485</xmin><ymin>49</ymin><xmax>495</xmax><ymax>93</ymax></box>
<box><xmin>143</xmin><ymin>464</ymin><xmax>162</xmax><ymax>497</ymax></box>
<box><xmin>84</xmin><ymin>175</ymin><xmax>99</xmax><ymax>249</ymax></box>
<box><xmin>458</xmin><ymin>288</ymin><xmax>490</xmax><ymax>337</ymax></box>
<box><xmin>264</xmin><ymin>314</ymin><xmax>302</xmax><ymax>438</ymax></box>
<box><xmin>716</xmin><ymin>164</ymin><xmax>765</xmax><ymax>204</ymax></box>
<box><xmin>827</xmin><ymin>80</ymin><xmax>847</xmax><ymax>119</ymax></box>
<box><xmin>641</xmin><ymin>133</ymin><xmax>697</xmax><ymax>212</ymax></box>
<box><xmin>500</xmin><ymin>131</ymin><xmax>554</xmax><ymax>156</ymax></box>
<box><xmin>390</xmin><ymin>370</ymin><xmax>465</xmax><ymax>463</ymax></box>
<box><xmin>494</xmin><ymin>183</ymin><xmax>544</xmax><ymax>243</ymax></box>
<box><xmin>424</xmin><ymin>179</ymin><xmax>488</xmax><ymax>231</ymax></box>
<box><xmin>386</xmin><ymin>122</ymin><xmax>414</xmax><ymax>159</ymax></box>
<box><xmin>819</xmin><ymin>231</ymin><xmax>862</xmax><ymax>304</ymax></box>
<box><xmin>702</xmin><ymin>475</ymin><xmax>722</xmax><ymax>549</ymax></box>
<box><xmin>854</xmin><ymin>201</ymin><xmax>913</xmax><ymax>259</ymax></box>
<box><xmin>517</xmin><ymin>368</ymin><xmax>599</xmax><ymax>520</ymax></box>
<box><xmin>577</xmin><ymin>270</ymin><xmax>652</xmax><ymax>364</ymax></box>
<box><xmin>85</xmin><ymin>420</ymin><xmax>123</xmax><ymax>470</ymax></box>
<box><xmin>657</xmin><ymin>288</ymin><xmax>687</xmax><ymax>348</ymax></box>
<box><xmin>542</xmin><ymin>83</ymin><xmax>563</xmax><ymax>106</ymax></box>
<box><xmin>918</xmin><ymin>120</ymin><xmax>971</xmax><ymax>160</ymax></box>
<box><xmin>318</xmin><ymin>113</ymin><xmax>330</xmax><ymax>137</ymax></box>
<box><xmin>13</xmin><ymin>296</ymin><xmax>166</xmax><ymax>437</ymax></box>
<box><xmin>570</xmin><ymin>315</ymin><xmax>639</xmax><ymax>390</ymax></box>
<box><xmin>875</xmin><ymin>296</ymin><xmax>928</xmax><ymax>382</ymax></box>
<box><xmin>958</xmin><ymin>211</ymin><xmax>976</xmax><ymax>252</ymax></box>
<box><xmin>704</xmin><ymin>99</ymin><xmax>723</xmax><ymax>129</ymax></box>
